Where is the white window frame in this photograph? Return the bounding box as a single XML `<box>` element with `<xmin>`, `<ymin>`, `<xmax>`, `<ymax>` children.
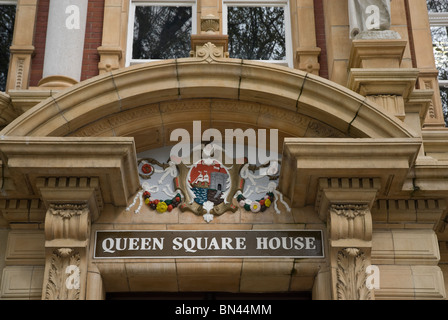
<box><xmin>222</xmin><ymin>0</ymin><xmax>293</xmax><ymax>68</ymax></box>
<box><xmin>126</xmin><ymin>0</ymin><xmax>197</xmax><ymax>66</ymax></box>
<box><xmin>0</xmin><ymin>0</ymin><xmax>17</xmax><ymax>5</ymax></box>
<box><xmin>429</xmin><ymin>11</ymin><xmax>448</xmax><ymax>94</ymax></box>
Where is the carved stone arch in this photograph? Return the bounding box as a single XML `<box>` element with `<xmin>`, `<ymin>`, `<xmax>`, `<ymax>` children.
<box><xmin>0</xmin><ymin>58</ymin><xmax>418</xmax><ymax>149</ymax></box>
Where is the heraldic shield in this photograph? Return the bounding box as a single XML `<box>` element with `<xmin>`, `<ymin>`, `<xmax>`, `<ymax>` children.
<box><xmin>127</xmin><ymin>143</ymin><xmax>289</xmax><ymax>223</ymax></box>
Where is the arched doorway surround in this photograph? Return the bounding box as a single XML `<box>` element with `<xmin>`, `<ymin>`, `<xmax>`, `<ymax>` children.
<box><xmin>1</xmin><ymin>57</ymin><xmax>418</xmax><ymax>147</ymax></box>
<box><xmin>0</xmin><ymin>57</ymin><xmax>426</xmax><ymax>300</ymax></box>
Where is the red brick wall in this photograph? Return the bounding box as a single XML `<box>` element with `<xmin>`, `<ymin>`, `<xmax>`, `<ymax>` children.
<box><xmin>30</xmin><ymin>0</ymin><xmax>104</xmax><ymax>86</ymax></box>
<box><xmin>314</xmin><ymin>0</ymin><xmax>329</xmax><ymax>79</ymax></box>
<box><xmin>81</xmin><ymin>0</ymin><xmax>104</xmax><ymax>81</ymax></box>
<box><xmin>30</xmin><ymin>0</ymin><xmax>49</xmax><ymax>87</ymax></box>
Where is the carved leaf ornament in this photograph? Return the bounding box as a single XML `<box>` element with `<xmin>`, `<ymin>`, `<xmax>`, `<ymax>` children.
<box><xmin>44</xmin><ymin>248</ymin><xmax>80</xmax><ymax>300</ymax></box>
<box><xmin>337</xmin><ymin>248</ymin><xmax>372</xmax><ymax>300</ymax></box>
<box><xmin>330</xmin><ymin>204</ymin><xmax>369</xmax><ymax>219</ymax></box>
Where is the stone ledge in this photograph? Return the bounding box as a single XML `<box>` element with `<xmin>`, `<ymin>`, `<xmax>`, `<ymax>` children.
<box><xmin>372</xmin><ymin>229</ymin><xmax>440</xmax><ymax>265</ymax></box>
<box><xmin>374</xmin><ymin>265</ymin><xmax>446</xmax><ymax>300</ymax></box>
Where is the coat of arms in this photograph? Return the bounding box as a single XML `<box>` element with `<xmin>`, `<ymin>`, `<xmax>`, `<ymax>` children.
<box><xmin>126</xmin><ymin>143</ymin><xmax>290</xmax><ymax>223</ymax></box>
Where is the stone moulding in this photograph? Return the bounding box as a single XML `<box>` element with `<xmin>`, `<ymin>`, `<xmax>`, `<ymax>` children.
<box><xmin>330</xmin><ymin>204</ymin><xmax>369</xmax><ymax>220</ymax></box>
<box><xmin>0</xmin><ymin>58</ymin><xmax>418</xmax><ymax>140</ymax></box>
<box><xmin>48</xmin><ymin>203</ymin><xmax>89</xmax><ymax>219</ymax></box>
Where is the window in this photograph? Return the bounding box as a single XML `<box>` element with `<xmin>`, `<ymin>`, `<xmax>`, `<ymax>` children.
<box><xmin>0</xmin><ymin>0</ymin><xmax>16</xmax><ymax>92</ymax></box>
<box><xmin>428</xmin><ymin>0</ymin><xmax>448</xmax><ymax>126</ymax></box>
<box><xmin>222</xmin><ymin>0</ymin><xmax>293</xmax><ymax>67</ymax></box>
<box><xmin>126</xmin><ymin>0</ymin><xmax>197</xmax><ymax>66</ymax></box>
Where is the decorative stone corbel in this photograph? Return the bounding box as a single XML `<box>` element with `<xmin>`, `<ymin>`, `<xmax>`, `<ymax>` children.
<box><xmin>38</xmin><ymin>177</ymin><xmax>102</xmax><ymax>300</ymax></box>
<box><xmin>317</xmin><ymin>178</ymin><xmax>380</xmax><ymax>300</ymax></box>
<box><xmin>190</xmin><ymin>38</ymin><xmax>230</xmax><ymax>63</ymax></box>
<box><xmin>296</xmin><ymin>47</ymin><xmax>321</xmax><ymax>75</ymax></box>
<box><xmin>98</xmin><ymin>46</ymin><xmax>123</xmax><ymax>74</ymax></box>
<box><xmin>42</xmin><ymin>202</ymin><xmax>90</xmax><ymax>300</ymax></box>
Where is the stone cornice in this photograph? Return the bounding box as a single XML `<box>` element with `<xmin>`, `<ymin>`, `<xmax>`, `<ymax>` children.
<box><xmin>0</xmin><ymin>137</ymin><xmax>140</xmax><ymax>221</ymax></box>
<box><xmin>0</xmin><ymin>59</ymin><xmax>419</xmax><ymax>140</ymax></box>
<box><xmin>280</xmin><ymin>138</ymin><xmax>422</xmax><ymax>207</ymax></box>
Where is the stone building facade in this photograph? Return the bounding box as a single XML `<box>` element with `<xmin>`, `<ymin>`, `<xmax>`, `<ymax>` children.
<box><xmin>0</xmin><ymin>0</ymin><xmax>447</xmax><ymax>300</ymax></box>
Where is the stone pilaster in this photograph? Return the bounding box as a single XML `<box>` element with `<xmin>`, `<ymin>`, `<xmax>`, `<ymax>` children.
<box><xmin>317</xmin><ymin>178</ymin><xmax>380</xmax><ymax>300</ymax></box>
<box><xmin>5</xmin><ymin>0</ymin><xmax>38</xmax><ymax>92</ymax></box>
<box><xmin>291</xmin><ymin>0</ymin><xmax>321</xmax><ymax>74</ymax></box>
<box><xmin>97</xmin><ymin>0</ymin><xmax>128</xmax><ymax>74</ymax></box>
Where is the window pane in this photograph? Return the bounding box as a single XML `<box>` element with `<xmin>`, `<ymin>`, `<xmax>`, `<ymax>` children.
<box><xmin>427</xmin><ymin>0</ymin><xmax>448</xmax><ymax>13</ymax></box>
<box><xmin>227</xmin><ymin>6</ymin><xmax>286</xmax><ymax>61</ymax></box>
<box><xmin>132</xmin><ymin>6</ymin><xmax>192</xmax><ymax>60</ymax></box>
<box><xmin>0</xmin><ymin>4</ymin><xmax>16</xmax><ymax>92</ymax></box>
<box><xmin>431</xmin><ymin>26</ymin><xmax>448</xmax><ymax>80</ymax></box>
<box><xmin>441</xmin><ymin>86</ymin><xmax>448</xmax><ymax>126</ymax></box>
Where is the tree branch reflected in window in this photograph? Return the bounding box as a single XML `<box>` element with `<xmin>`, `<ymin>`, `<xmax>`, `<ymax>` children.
<box><xmin>428</xmin><ymin>0</ymin><xmax>448</xmax><ymax>126</ymax></box>
<box><xmin>227</xmin><ymin>6</ymin><xmax>286</xmax><ymax>61</ymax></box>
<box><xmin>0</xmin><ymin>4</ymin><xmax>16</xmax><ymax>92</ymax></box>
<box><xmin>132</xmin><ymin>6</ymin><xmax>192</xmax><ymax>60</ymax></box>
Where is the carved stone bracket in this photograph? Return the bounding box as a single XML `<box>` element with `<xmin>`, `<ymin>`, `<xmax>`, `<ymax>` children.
<box><xmin>42</xmin><ymin>203</ymin><xmax>90</xmax><ymax>300</ymax></box>
<box><xmin>41</xmin><ymin>197</ymin><xmax>92</xmax><ymax>300</ymax></box>
<box><xmin>98</xmin><ymin>46</ymin><xmax>123</xmax><ymax>74</ymax></box>
<box><xmin>296</xmin><ymin>47</ymin><xmax>321</xmax><ymax>75</ymax></box>
<box><xmin>316</xmin><ymin>177</ymin><xmax>379</xmax><ymax>300</ymax></box>
<box><xmin>329</xmin><ymin>205</ymin><xmax>374</xmax><ymax>300</ymax></box>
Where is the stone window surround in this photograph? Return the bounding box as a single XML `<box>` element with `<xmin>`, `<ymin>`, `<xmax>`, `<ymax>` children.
<box><xmin>0</xmin><ymin>0</ymin><xmax>17</xmax><ymax>91</ymax></box>
<box><xmin>99</xmin><ymin>0</ymin><xmax>321</xmax><ymax>75</ymax></box>
<box><xmin>2</xmin><ymin>0</ymin><xmax>38</xmax><ymax>93</ymax></box>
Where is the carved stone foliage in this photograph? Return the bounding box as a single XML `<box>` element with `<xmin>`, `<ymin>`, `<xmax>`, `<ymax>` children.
<box><xmin>48</xmin><ymin>203</ymin><xmax>89</xmax><ymax>219</ymax></box>
<box><xmin>336</xmin><ymin>248</ymin><xmax>372</xmax><ymax>300</ymax></box>
<box><xmin>330</xmin><ymin>204</ymin><xmax>369</xmax><ymax>219</ymax></box>
<box><xmin>44</xmin><ymin>248</ymin><xmax>80</xmax><ymax>300</ymax></box>
<box><xmin>195</xmin><ymin>42</ymin><xmax>229</xmax><ymax>63</ymax></box>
